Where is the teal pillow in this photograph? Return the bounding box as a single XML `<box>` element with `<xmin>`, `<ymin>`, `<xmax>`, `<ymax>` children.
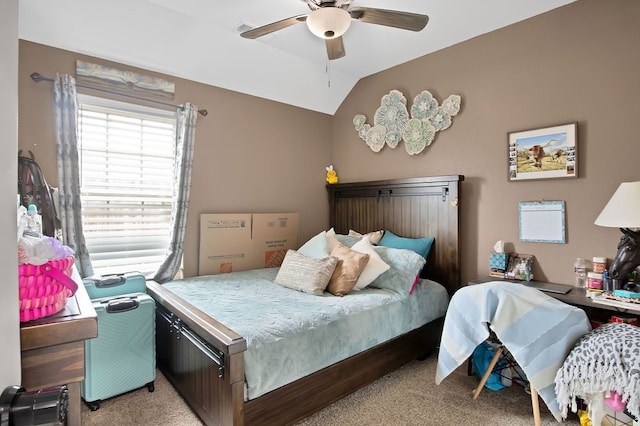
<box><xmin>378</xmin><ymin>230</ymin><xmax>434</xmax><ymax>258</ymax></box>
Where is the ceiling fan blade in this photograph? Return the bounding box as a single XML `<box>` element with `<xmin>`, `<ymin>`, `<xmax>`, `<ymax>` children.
<box><xmin>326</xmin><ymin>37</ymin><xmax>346</xmax><ymax>60</ymax></box>
<box><xmin>240</xmin><ymin>15</ymin><xmax>308</xmax><ymax>39</ymax></box>
<box><xmin>348</xmin><ymin>7</ymin><xmax>428</xmax><ymax>32</ymax></box>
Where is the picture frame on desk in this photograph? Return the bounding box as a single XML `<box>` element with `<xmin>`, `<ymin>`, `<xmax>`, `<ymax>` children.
<box><xmin>505</xmin><ymin>254</ymin><xmax>535</xmax><ymax>281</ymax></box>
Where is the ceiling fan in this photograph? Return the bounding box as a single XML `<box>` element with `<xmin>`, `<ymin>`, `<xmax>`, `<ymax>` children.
<box><xmin>240</xmin><ymin>0</ymin><xmax>429</xmax><ymax>60</ymax></box>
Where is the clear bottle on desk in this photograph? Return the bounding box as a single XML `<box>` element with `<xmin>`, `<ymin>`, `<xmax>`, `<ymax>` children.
<box><xmin>573</xmin><ymin>258</ymin><xmax>589</xmax><ymax>287</ymax></box>
<box><xmin>24</xmin><ymin>204</ymin><xmax>42</xmax><ymax>237</ymax></box>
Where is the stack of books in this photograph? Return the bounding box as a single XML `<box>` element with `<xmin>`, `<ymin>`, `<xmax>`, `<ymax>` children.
<box><xmin>489</xmin><ymin>269</ymin><xmax>506</xmax><ymax>279</ymax></box>
<box><xmin>589</xmin><ymin>291</ymin><xmax>640</xmax><ymax>313</ymax></box>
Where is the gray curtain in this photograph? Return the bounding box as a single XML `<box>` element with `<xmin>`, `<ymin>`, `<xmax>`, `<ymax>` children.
<box><xmin>153</xmin><ymin>103</ymin><xmax>198</xmax><ymax>283</ymax></box>
<box><xmin>52</xmin><ymin>74</ymin><xmax>94</xmax><ymax>277</ymax></box>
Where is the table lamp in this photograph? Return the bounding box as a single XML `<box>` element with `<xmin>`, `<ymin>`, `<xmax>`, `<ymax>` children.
<box><xmin>594</xmin><ymin>181</ymin><xmax>640</xmax><ymax>280</ymax></box>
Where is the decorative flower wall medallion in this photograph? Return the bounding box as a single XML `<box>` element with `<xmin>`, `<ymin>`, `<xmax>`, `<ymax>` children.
<box><xmin>403</xmin><ymin>119</ymin><xmax>436</xmax><ymax>155</ymax></box>
<box><xmin>431</xmin><ymin>106</ymin><xmax>452</xmax><ymax>131</ymax></box>
<box><xmin>353</xmin><ymin>114</ymin><xmax>366</xmax><ymax>129</ymax></box>
<box><xmin>353</xmin><ymin>114</ymin><xmax>371</xmax><ymax>141</ymax></box>
<box><xmin>411</xmin><ymin>91</ymin><xmax>438</xmax><ymax>120</ymax></box>
<box><xmin>373</xmin><ymin>90</ymin><xmax>409</xmax><ymax>148</ymax></box>
<box><xmin>366</xmin><ymin>125</ymin><xmax>387</xmax><ymax>152</ymax></box>
<box><xmin>442</xmin><ymin>94</ymin><xmax>461</xmax><ymax>116</ymax></box>
<box><xmin>354</xmin><ymin>89</ymin><xmax>462</xmax><ymax>154</ymax></box>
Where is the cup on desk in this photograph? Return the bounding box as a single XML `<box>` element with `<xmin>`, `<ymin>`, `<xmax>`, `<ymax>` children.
<box><xmin>611</xmin><ymin>279</ymin><xmax>625</xmax><ymax>290</ymax></box>
<box><xmin>603</xmin><ymin>277</ymin><xmax>614</xmax><ymax>292</ymax></box>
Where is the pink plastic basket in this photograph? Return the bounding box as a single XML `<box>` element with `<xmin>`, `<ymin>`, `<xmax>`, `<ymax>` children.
<box><xmin>18</xmin><ymin>256</ymin><xmax>78</xmax><ymax>322</ymax></box>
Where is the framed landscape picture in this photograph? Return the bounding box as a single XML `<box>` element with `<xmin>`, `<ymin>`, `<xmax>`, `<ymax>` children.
<box><xmin>508</xmin><ymin>123</ymin><xmax>577</xmax><ymax>181</ymax></box>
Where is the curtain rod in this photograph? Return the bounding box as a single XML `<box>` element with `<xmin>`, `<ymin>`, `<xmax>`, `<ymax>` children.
<box><xmin>30</xmin><ymin>72</ymin><xmax>208</xmax><ymax>117</ymax></box>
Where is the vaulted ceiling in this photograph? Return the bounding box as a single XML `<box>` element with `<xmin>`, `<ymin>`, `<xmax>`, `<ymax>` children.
<box><xmin>19</xmin><ymin>0</ymin><xmax>576</xmax><ymax>115</ymax></box>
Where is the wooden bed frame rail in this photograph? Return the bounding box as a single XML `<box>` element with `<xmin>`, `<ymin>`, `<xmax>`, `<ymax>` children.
<box><xmin>147</xmin><ymin>175</ymin><xmax>463</xmax><ymax>425</ymax></box>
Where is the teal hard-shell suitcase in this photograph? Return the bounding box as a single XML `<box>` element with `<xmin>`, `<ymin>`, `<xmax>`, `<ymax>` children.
<box><xmin>83</xmin><ymin>272</ymin><xmax>147</xmax><ymax>300</ymax></box>
<box><xmin>81</xmin><ymin>293</ymin><xmax>155</xmax><ymax>410</ymax></box>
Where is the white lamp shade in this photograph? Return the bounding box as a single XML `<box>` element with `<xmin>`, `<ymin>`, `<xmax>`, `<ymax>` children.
<box><xmin>306</xmin><ymin>8</ymin><xmax>351</xmax><ymax>39</ymax></box>
<box><xmin>594</xmin><ymin>181</ymin><xmax>640</xmax><ymax>228</ymax></box>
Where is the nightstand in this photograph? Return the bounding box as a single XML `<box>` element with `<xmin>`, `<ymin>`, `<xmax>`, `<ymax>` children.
<box><xmin>20</xmin><ymin>276</ymin><xmax>97</xmax><ymax>426</ymax></box>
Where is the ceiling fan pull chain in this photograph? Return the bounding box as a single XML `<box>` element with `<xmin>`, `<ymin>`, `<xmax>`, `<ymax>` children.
<box><xmin>326</xmin><ymin>57</ymin><xmax>331</xmax><ymax>88</ymax></box>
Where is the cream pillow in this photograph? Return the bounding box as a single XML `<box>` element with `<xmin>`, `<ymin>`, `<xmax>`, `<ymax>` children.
<box><xmin>326</xmin><ymin>227</ymin><xmax>340</xmax><ymax>252</ymax></box>
<box><xmin>348</xmin><ymin>229</ymin><xmax>384</xmax><ymax>245</ymax></box>
<box><xmin>350</xmin><ymin>237</ymin><xmax>391</xmax><ymax>290</ymax></box>
<box><xmin>327</xmin><ymin>243</ymin><xmax>370</xmax><ymax>296</ymax></box>
<box><xmin>274</xmin><ymin>250</ymin><xmax>338</xmax><ymax>295</ymax></box>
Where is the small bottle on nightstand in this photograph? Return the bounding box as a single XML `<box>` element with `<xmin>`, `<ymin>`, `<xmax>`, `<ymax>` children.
<box><xmin>573</xmin><ymin>258</ymin><xmax>588</xmax><ymax>288</ymax></box>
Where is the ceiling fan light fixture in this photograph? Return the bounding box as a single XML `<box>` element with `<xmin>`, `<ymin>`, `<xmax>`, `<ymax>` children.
<box><xmin>306</xmin><ymin>7</ymin><xmax>351</xmax><ymax>39</ymax></box>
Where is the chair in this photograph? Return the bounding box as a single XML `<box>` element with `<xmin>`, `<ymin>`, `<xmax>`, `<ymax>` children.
<box><xmin>471</xmin><ymin>340</ymin><xmax>541</xmax><ymax>426</ymax></box>
<box><xmin>436</xmin><ymin>281</ymin><xmax>591</xmax><ymax>423</ymax></box>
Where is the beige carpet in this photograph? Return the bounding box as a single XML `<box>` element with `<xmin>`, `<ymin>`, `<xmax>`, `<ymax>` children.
<box><xmin>81</xmin><ymin>355</ymin><xmax>580</xmax><ymax>425</ymax></box>
<box><xmin>80</xmin><ymin>370</ymin><xmax>202</xmax><ymax>426</ymax></box>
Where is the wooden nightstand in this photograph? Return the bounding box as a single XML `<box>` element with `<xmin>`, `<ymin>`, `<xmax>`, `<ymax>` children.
<box><xmin>20</xmin><ymin>278</ymin><xmax>97</xmax><ymax>426</ymax></box>
<box><xmin>469</xmin><ymin>276</ymin><xmax>640</xmax><ymax>323</ymax></box>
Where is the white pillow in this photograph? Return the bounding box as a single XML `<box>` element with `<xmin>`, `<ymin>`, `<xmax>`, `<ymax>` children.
<box><xmin>350</xmin><ymin>237</ymin><xmax>391</xmax><ymax>290</ymax></box>
<box><xmin>297</xmin><ymin>231</ymin><xmax>329</xmax><ymax>259</ymax></box>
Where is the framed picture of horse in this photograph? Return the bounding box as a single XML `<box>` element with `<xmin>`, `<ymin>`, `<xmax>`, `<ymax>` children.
<box><xmin>508</xmin><ymin>122</ymin><xmax>577</xmax><ymax>181</ymax></box>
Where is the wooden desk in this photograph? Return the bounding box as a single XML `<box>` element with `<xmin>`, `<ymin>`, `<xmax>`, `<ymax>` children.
<box><xmin>469</xmin><ymin>276</ymin><xmax>639</xmax><ymax>322</ymax></box>
<box><xmin>20</xmin><ymin>276</ymin><xmax>97</xmax><ymax>426</ymax></box>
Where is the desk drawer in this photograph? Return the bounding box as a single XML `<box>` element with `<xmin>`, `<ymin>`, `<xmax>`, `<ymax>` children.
<box><xmin>21</xmin><ymin>341</ymin><xmax>85</xmax><ymax>390</ymax></box>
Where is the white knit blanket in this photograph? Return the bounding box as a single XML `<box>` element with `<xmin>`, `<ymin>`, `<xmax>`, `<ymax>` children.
<box><xmin>554</xmin><ymin>322</ymin><xmax>640</xmax><ymax>423</ymax></box>
<box><xmin>436</xmin><ymin>281</ymin><xmax>591</xmax><ymax>421</ymax></box>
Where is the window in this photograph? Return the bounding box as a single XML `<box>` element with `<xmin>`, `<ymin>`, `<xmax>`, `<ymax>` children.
<box><xmin>77</xmin><ymin>95</ymin><xmax>177</xmax><ymax>277</ymax></box>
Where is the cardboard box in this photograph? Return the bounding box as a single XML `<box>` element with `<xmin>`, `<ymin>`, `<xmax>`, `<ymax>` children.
<box><xmin>250</xmin><ymin>213</ymin><xmax>299</xmax><ymax>268</ymax></box>
<box><xmin>199</xmin><ymin>213</ymin><xmax>298</xmax><ymax>275</ymax></box>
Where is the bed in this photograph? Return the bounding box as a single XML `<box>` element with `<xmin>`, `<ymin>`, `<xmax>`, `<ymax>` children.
<box><xmin>146</xmin><ymin>175</ymin><xmax>463</xmax><ymax>425</ymax></box>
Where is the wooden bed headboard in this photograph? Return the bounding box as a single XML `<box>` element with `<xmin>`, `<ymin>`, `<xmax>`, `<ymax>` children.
<box><xmin>327</xmin><ymin>175</ymin><xmax>463</xmax><ymax>295</ymax></box>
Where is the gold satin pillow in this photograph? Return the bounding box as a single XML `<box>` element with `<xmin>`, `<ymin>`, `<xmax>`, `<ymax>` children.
<box><xmin>327</xmin><ymin>243</ymin><xmax>370</xmax><ymax>296</ymax></box>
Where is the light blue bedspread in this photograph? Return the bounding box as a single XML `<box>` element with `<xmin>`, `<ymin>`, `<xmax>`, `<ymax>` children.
<box><xmin>163</xmin><ymin>268</ymin><xmax>448</xmax><ymax>400</ymax></box>
<box><xmin>435</xmin><ymin>281</ymin><xmax>591</xmax><ymax>421</ymax></box>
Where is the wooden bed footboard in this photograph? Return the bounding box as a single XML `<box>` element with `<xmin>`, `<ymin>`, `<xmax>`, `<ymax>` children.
<box><xmin>148</xmin><ymin>280</ymin><xmax>443</xmax><ymax>426</ymax></box>
<box><xmin>148</xmin><ymin>280</ymin><xmax>246</xmax><ymax>425</ymax></box>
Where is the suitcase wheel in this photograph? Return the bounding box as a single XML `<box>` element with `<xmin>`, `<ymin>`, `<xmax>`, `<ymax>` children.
<box><xmin>85</xmin><ymin>400</ymin><xmax>100</xmax><ymax>411</ymax></box>
<box><xmin>146</xmin><ymin>381</ymin><xmax>155</xmax><ymax>393</ymax></box>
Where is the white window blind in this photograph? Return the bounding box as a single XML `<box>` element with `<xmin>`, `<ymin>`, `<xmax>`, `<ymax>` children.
<box><xmin>77</xmin><ymin>95</ymin><xmax>177</xmax><ymax>277</ymax></box>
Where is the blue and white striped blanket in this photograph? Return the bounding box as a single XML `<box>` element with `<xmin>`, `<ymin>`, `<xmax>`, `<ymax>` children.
<box><xmin>435</xmin><ymin>281</ymin><xmax>591</xmax><ymax>420</ymax></box>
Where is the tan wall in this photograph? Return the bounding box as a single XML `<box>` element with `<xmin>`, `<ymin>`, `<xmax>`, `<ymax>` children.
<box><xmin>1</xmin><ymin>0</ymin><xmax>22</xmax><ymax>388</ymax></box>
<box><xmin>332</xmin><ymin>0</ymin><xmax>640</xmax><ymax>286</ymax></box>
<box><xmin>18</xmin><ymin>41</ymin><xmax>333</xmax><ymax>278</ymax></box>
<box><xmin>17</xmin><ymin>0</ymin><xmax>640</xmax><ymax>287</ymax></box>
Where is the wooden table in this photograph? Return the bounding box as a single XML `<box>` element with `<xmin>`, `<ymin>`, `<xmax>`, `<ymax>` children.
<box><xmin>20</xmin><ymin>274</ymin><xmax>97</xmax><ymax>426</ymax></box>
